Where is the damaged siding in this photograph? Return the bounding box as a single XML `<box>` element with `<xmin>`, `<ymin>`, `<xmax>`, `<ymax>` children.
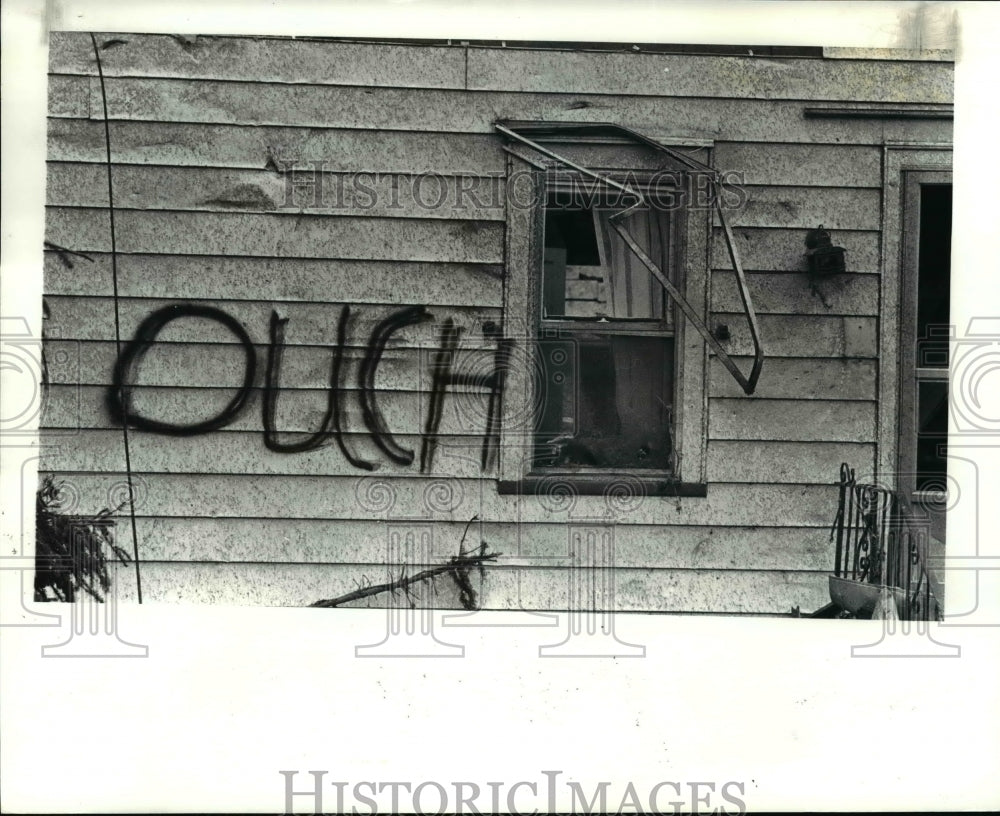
<box><xmin>41</xmin><ymin>33</ymin><xmax>953</xmax><ymax>613</ymax></box>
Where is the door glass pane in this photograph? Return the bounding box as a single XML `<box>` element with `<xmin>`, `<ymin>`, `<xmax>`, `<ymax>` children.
<box><xmin>917</xmin><ymin>184</ymin><xmax>952</xmax><ymax>367</ymax></box>
<box><xmin>916</xmin><ymin>379</ymin><xmax>948</xmax><ymax>491</ymax></box>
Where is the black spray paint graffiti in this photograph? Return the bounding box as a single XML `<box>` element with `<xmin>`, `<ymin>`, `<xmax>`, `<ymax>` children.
<box><xmin>108</xmin><ymin>303</ymin><xmax>257</xmax><ymax>435</ymax></box>
<box><xmin>420</xmin><ymin>318</ymin><xmax>512</xmax><ymax>474</ymax></box>
<box><xmin>108</xmin><ymin>302</ymin><xmax>509</xmax><ymax>473</ymax></box>
<box><xmin>358</xmin><ymin>304</ymin><xmax>431</xmax><ymax>466</ymax></box>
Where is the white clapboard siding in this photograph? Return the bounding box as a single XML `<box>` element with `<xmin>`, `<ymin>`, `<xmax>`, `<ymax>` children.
<box><xmin>44</xmin><ymin>73</ymin><xmax>951</xmax><ymax>147</ymax></box>
<box><xmin>43</xmin><ymin>253</ymin><xmax>504</xmax><ymax>307</ymax></box>
<box><xmin>42</xmin><ymin>385</ymin><xmax>494</xmax><ymax>438</ymax></box>
<box><xmin>45</xmin><ymin>207</ymin><xmax>505</xmax><ymax>263</ymax></box>
<box><xmin>45</xmin><ymin>340</ymin><xmax>499</xmax><ymax>391</ymax></box>
<box><xmin>710</xmin><ymin>227</ymin><xmax>880</xmax><ymax>272</ymax></box>
<box><xmin>111</xmin><ymin>561</ymin><xmax>830</xmax><ymax>614</ymax></box>
<box><xmin>709</xmin><ymin>398</ymin><xmax>876</xmax><ymax>442</ymax></box>
<box><xmin>47</xmin><ymin>162</ymin><xmax>507</xmax><ymax>221</ymax></box>
<box><xmin>465</xmin><ymin>47</ymin><xmax>952</xmax><ymax>103</ymax></box>
<box><xmin>709</xmin><ymin>357</ymin><xmax>877</xmax><ymax>400</ymax></box>
<box><xmin>102</xmin><ymin>517</ymin><xmax>837</xmax><ymax>570</ymax></box>
<box><xmin>44</xmin><ymin>389</ymin><xmax>877</xmax><ymax>444</ymax></box>
<box><xmin>708</xmin><ymin>315</ymin><xmax>878</xmax><ymax>358</ymax></box>
<box><xmin>711</xmin><ymin>271</ymin><xmax>879</xmax><ymax>315</ymax></box>
<box><xmin>48</xmin><ymin>119</ymin><xmax>508</xmax><ymax>174</ymax></box>
<box><xmin>52</xmin><ymin>32</ymin><xmax>951</xmax><ymax>104</ymax></box>
<box><xmin>40</xmin><ymin>430</ymin><xmax>494</xmax><ymax>478</ymax></box>
<box><xmin>37</xmin><ymin>471</ymin><xmax>844</xmax><ymax>526</ymax></box>
<box><xmin>44</xmin><ymin>295</ymin><xmax>502</xmax><ymax>347</ymax></box>
<box><xmin>714</xmin><ymin>186</ymin><xmax>882</xmax><ymax>231</ymax></box>
<box><xmin>705</xmin><ymin>440</ymin><xmax>874</xmax><ymax>484</ymax></box>
<box><xmin>39</xmin><ymin>36</ymin><xmax>953</xmax><ymax>613</ymax></box>
<box><xmin>49</xmin><ymin>32</ymin><xmax>469</xmax><ymax>89</ymax></box>
<box><xmin>41</xmin><ymin>431</ymin><xmax>870</xmax><ymax>484</ymax></box>
<box><xmin>713</xmin><ymin>143</ymin><xmax>883</xmax><ymax>187</ymax></box>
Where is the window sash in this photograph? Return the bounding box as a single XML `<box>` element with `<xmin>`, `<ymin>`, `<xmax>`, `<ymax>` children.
<box><xmin>496</xmin><ymin>146</ymin><xmax>712</xmax><ymax>490</ymax></box>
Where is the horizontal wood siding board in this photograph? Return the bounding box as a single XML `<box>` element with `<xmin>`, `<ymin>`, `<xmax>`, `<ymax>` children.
<box><xmin>48</xmin><ymin>74</ymin><xmax>90</xmax><ymax>118</ymax></box>
<box><xmin>48</xmin><ymin>119</ymin><xmax>507</xmax><ymax>174</ymax></box>
<box><xmin>711</xmin><ymin>271</ymin><xmax>879</xmax><ymax>315</ymax></box>
<box><xmin>43</xmin><ymin>253</ymin><xmax>503</xmax><ymax>306</ymax></box>
<box><xmin>46</xmin><ymin>340</ymin><xmax>501</xmax><ymax>391</ymax></box>
<box><xmin>47</xmin><ymin>336</ymin><xmax>877</xmax><ymax>392</ymax></box>
<box><xmin>47</xmin><ymin>73</ymin><xmax>952</xmax><ymax>147</ymax></box>
<box><xmin>710</xmin><ymin>227</ymin><xmax>879</xmax><ymax>272</ymax></box>
<box><xmin>467</xmin><ymin>48</ymin><xmax>952</xmax><ymax>104</ymax></box>
<box><xmin>45</xmin><ymin>207</ymin><xmax>504</xmax><ymax>263</ymax></box>
<box><xmin>49</xmin><ymin>32</ymin><xmax>468</xmax><ymax>89</ymax></box>
<box><xmin>53</xmin><ymin>32</ymin><xmax>950</xmax><ymax>104</ymax></box>
<box><xmin>47</xmin><ymin>162</ymin><xmax>507</xmax><ymax>221</ymax></box>
<box><xmin>708</xmin><ymin>314</ymin><xmax>878</xmax><ymax>358</ymax></box>
<box><xmin>716</xmin><ymin>186</ymin><xmax>881</xmax><ymax>231</ymax></box>
<box><xmin>709</xmin><ymin>398</ymin><xmax>876</xmax><ymax>442</ymax></box>
<box><xmin>42</xmin><ymin>384</ymin><xmax>493</xmax><ymax>438</ymax></box>
<box><xmin>710</xmin><ymin>357</ymin><xmax>877</xmax><ymax>400</ymax></box>
<box><xmin>714</xmin><ymin>143</ymin><xmax>881</xmax><ymax>187</ymax></box>
<box><xmin>821</xmin><ymin>47</ymin><xmax>954</xmax><ymax>62</ymax></box>
<box><xmin>110</xmin><ymin>560</ymin><xmax>829</xmax><ymax>613</ymax></box>
<box><xmin>43</xmin><ymin>295</ymin><xmax>501</xmax><ymax>346</ymax></box>
<box><xmin>49</xmin><ymin>121</ymin><xmax>888</xmax><ymax>188</ymax></box>
<box><xmin>106</xmin><ymin>517</ymin><xmax>836</xmax><ymax>570</ymax></box>
<box><xmin>706</xmin><ymin>440</ymin><xmax>874</xmax><ymax>483</ymax></box>
<box><xmin>40</xmin><ymin>429</ymin><xmax>498</xmax><ymax>478</ymax></box>
<box><xmin>38</xmin><ymin>471</ymin><xmax>843</xmax><ymax>525</ymax></box>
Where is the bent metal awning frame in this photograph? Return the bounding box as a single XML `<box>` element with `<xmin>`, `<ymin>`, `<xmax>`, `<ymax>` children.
<box><xmin>495</xmin><ymin>120</ymin><xmax>764</xmax><ymax>395</ymax></box>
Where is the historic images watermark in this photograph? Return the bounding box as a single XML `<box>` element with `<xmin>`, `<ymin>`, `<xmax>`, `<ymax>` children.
<box><xmin>277</xmin><ymin>165</ymin><xmax>748</xmax><ymax>214</ymax></box>
<box><xmin>0</xmin><ymin>313</ymin><xmax>147</xmax><ymax>656</ymax></box>
<box><xmin>329</xmin><ymin>318</ymin><xmax>648</xmax><ymax>657</ymax></box>
<box><xmin>279</xmin><ymin>769</ymin><xmax>748</xmax><ymax>815</ymax></box>
<box><xmin>845</xmin><ymin>317</ymin><xmax>1000</xmax><ymax>657</ymax></box>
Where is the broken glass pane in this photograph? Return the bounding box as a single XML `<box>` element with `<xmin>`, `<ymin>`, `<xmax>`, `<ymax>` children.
<box><xmin>542</xmin><ymin>192</ymin><xmax>669</xmax><ymax>322</ymax></box>
<box><xmin>533</xmin><ymin>334</ymin><xmax>673</xmax><ymax>470</ymax></box>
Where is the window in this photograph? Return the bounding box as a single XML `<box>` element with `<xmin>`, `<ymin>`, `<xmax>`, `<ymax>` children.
<box><xmin>912</xmin><ymin>183</ymin><xmax>951</xmax><ymax>491</ymax></box>
<box><xmin>495</xmin><ymin>132</ymin><xmax>715</xmax><ymax>495</ymax></box>
<box><xmin>900</xmin><ymin>175</ymin><xmax>952</xmax><ymax>499</ymax></box>
<box><xmin>535</xmin><ymin>179</ymin><xmax>676</xmax><ymax>471</ymax></box>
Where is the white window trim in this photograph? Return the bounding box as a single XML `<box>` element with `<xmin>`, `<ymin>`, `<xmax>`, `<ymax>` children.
<box><xmin>877</xmin><ymin>144</ymin><xmax>952</xmax><ymax>498</ymax></box>
<box><xmin>496</xmin><ymin>142</ymin><xmax>712</xmax><ymax>495</ymax></box>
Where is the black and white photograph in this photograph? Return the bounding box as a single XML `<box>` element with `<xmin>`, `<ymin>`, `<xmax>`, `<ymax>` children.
<box><xmin>2</xmin><ymin>1</ymin><xmax>999</xmax><ymax>813</ymax></box>
<box><xmin>32</xmin><ymin>15</ymin><xmax>959</xmax><ymax>616</ymax></box>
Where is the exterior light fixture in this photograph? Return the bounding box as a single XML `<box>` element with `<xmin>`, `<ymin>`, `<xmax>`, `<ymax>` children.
<box><xmin>804</xmin><ymin>224</ymin><xmax>847</xmax><ymax>276</ymax></box>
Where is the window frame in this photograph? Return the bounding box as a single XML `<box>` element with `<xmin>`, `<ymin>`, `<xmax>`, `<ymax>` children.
<box><xmin>496</xmin><ymin>141</ymin><xmax>712</xmax><ymax>497</ymax></box>
<box><xmin>876</xmin><ymin>146</ymin><xmax>952</xmax><ymax>503</ymax></box>
<box><xmin>898</xmin><ymin>169</ymin><xmax>952</xmax><ymax>503</ymax></box>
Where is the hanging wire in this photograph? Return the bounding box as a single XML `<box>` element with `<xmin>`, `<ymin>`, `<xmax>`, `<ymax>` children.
<box><xmin>90</xmin><ymin>33</ymin><xmax>142</xmax><ymax>602</ymax></box>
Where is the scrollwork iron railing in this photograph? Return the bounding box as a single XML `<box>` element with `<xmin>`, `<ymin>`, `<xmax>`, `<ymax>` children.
<box><xmin>830</xmin><ymin>463</ymin><xmax>943</xmax><ymax>621</ymax></box>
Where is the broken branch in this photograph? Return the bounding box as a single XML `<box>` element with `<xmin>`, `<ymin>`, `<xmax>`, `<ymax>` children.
<box><xmin>310</xmin><ymin>548</ymin><xmax>500</xmax><ymax>609</ymax></box>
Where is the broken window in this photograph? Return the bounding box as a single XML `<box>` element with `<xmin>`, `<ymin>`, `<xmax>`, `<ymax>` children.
<box><xmin>534</xmin><ymin>182</ymin><xmax>676</xmax><ymax>471</ymax></box>
<box><xmin>494</xmin><ymin>121</ymin><xmax>757</xmax><ymax>491</ymax></box>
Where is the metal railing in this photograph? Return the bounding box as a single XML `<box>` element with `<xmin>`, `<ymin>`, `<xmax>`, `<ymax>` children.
<box><xmin>830</xmin><ymin>463</ymin><xmax>942</xmax><ymax>621</ymax></box>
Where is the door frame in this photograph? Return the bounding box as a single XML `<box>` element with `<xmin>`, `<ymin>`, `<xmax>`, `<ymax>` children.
<box><xmin>877</xmin><ymin>144</ymin><xmax>952</xmax><ymax>498</ymax></box>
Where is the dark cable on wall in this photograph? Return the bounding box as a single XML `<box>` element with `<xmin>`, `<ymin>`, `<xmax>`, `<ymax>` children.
<box><xmin>90</xmin><ymin>33</ymin><xmax>143</xmax><ymax>603</ymax></box>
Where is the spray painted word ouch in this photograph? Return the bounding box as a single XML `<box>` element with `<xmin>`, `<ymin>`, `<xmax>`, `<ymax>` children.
<box><xmin>107</xmin><ymin>303</ymin><xmax>512</xmax><ymax>473</ymax></box>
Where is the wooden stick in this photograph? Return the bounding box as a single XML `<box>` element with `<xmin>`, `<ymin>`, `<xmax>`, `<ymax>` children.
<box><xmin>310</xmin><ymin>550</ymin><xmax>500</xmax><ymax>609</ymax></box>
